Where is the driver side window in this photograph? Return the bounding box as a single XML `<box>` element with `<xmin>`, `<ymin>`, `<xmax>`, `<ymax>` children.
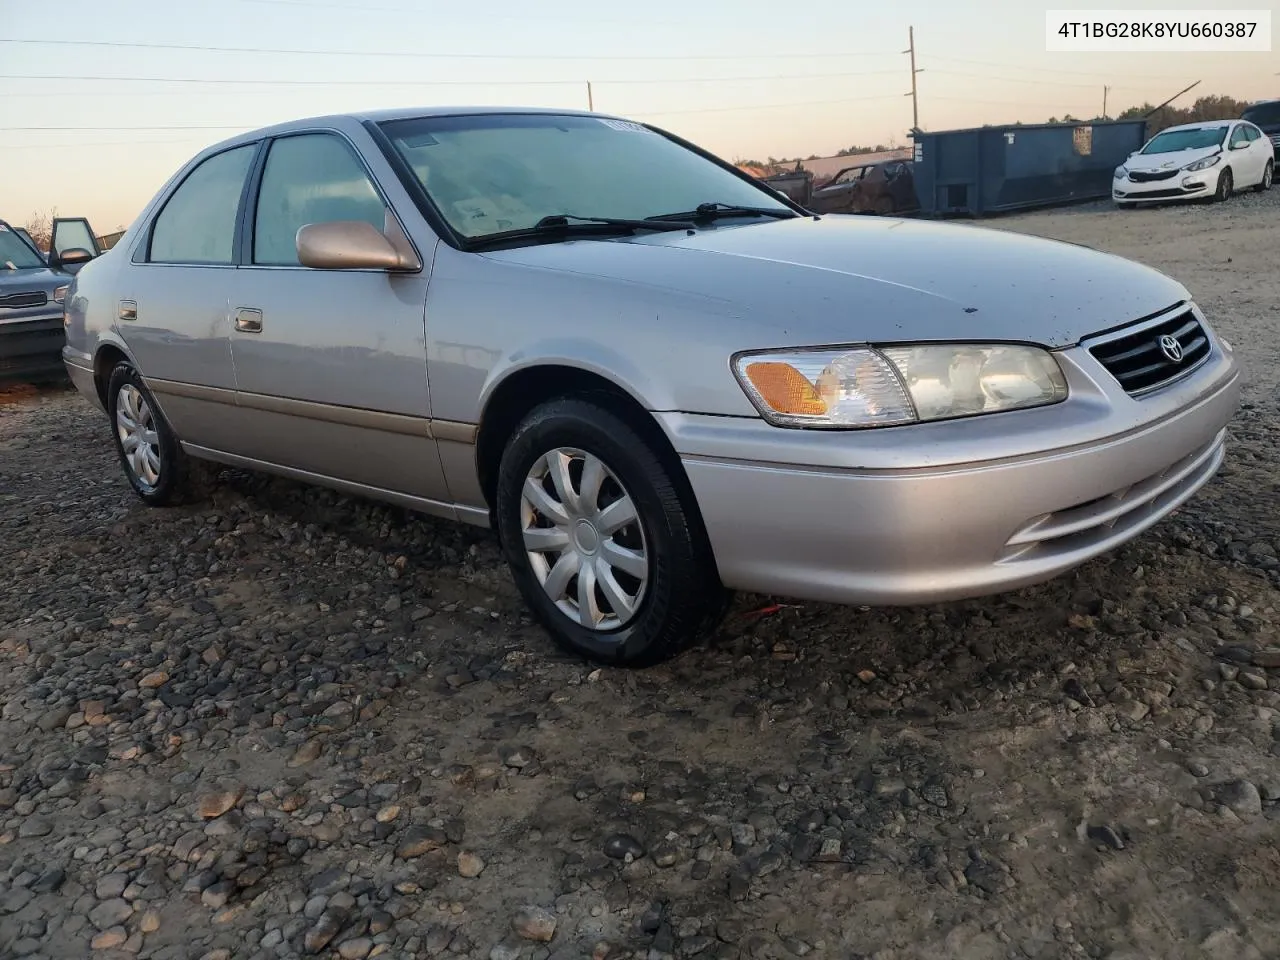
<box><xmin>252</xmin><ymin>133</ymin><xmax>386</xmax><ymax>266</ymax></box>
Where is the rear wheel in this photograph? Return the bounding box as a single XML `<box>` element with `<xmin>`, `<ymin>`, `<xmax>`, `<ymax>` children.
<box><xmin>495</xmin><ymin>396</ymin><xmax>727</xmax><ymax>666</ymax></box>
<box><xmin>1213</xmin><ymin>166</ymin><xmax>1233</xmax><ymax>202</ymax></box>
<box><xmin>107</xmin><ymin>361</ymin><xmax>212</xmax><ymax>506</ymax></box>
<box><xmin>1256</xmin><ymin>159</ymin><xmax>1273</xmax><ymax>192</ymax></box>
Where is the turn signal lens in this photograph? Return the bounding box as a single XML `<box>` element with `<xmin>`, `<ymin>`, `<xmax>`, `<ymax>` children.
<box><xmin>52</xmin><ymin>285</ymin><xmax>69</xmax><ymax>303</ymax></box>
<box><xmin>742</xmin><ymin>361</ymin><xmax>827</xmax><ymax>416</ymax></box>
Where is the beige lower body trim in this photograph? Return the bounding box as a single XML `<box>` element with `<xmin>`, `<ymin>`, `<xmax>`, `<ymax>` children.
<box><xmin>145</xmin><ymin>376</ymin><xmax>477</xmax><ymax>443</ymax></box>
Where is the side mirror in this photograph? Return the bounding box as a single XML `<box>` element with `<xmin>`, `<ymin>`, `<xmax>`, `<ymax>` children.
<box><xmin>58</xmin><ymin>248</ymin><xmax>95</xmax><ymax>266</ymax></box>
<box><xmin>1230</xmin><ymin>141</ymin><xmax>1249</xmax><ymax>150</ymax></box>
<box><xmin>296</xmin><ymin>220</ymin><xmax>420</xmax><ymax>271</ymax></box>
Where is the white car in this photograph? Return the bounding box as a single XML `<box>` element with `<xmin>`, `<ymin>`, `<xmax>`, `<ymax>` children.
<box><xmin>1113</xmin><ymin>119</ymin><xmax>1274</xmax><ymax>208</ymax></box>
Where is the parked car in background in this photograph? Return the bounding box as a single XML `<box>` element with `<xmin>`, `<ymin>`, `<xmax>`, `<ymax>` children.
<box><xmin>1113</xmin><ymin>119</ymin><xmax>1274</xmax><ymax>208</ymax></box>
<box><xmin>1241</xmin><ymin>98</ymin><xmax>1280</xmax><ymax>157</ymax></box>
<box><xmin>1</xmin><ymin>217</ymin><xmax>101</xmax><ymax>384</ymax></box>
<box><xmin>761</xmin><ymin>160</ymin><xmax>919</xmax><ymax>216</ymax></box>
<box><xmin>810</xmin><ymin>160</ymin><xmax>920</xmax><ymax>216</ymax></box>
<box><xmin>63</xmin><ymin>107</ymin><xmax>1240</xmax><ymax>666</ymax></box>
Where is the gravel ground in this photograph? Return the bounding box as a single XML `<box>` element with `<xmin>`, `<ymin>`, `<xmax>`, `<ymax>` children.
<box><xmin>2</xmin><ymin>188</ymin><xmax>1279</xmax><ymax>960</ymax></box>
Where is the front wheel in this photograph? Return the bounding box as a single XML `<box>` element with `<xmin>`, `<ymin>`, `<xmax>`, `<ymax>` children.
<box><xmin>495</xmin><ymin>397</ymin><xmax>728</xmax><ymax>666</ymax></box>
<box><xmin>1213</xmin><ymin>167</ymin><xmax>1233</xmax><ymax>202</ymax></box>
<box><xmin>107</xmin><ymin>362</ymin><xmax>212</xmax><ymax>506</ymax></box>
<box><xmin>1256</xmin><ymin>159</ymin><xmax>1273</xmax><ymax>192</ymax></box>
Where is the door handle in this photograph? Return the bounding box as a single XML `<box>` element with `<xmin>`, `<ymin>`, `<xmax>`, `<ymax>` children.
<box><xmin>234</xmin><ymin>308</ymin><xmax>263</xmax><ymax>333</ymax></box>
<box><xmin>118</xmin><ymin>300</ymin><xmax>137</xmax><ymax>322</ymax></box>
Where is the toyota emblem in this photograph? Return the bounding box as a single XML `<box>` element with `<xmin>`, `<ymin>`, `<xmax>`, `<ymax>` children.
<box><xmin>1158</xmin><ymin>334</ymin><xmax>1184</xmax><ymax>363</ymax></box>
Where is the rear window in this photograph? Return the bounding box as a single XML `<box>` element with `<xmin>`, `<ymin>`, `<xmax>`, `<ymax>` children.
<box><xmin>1242</xmin><ymin>102</ymin><xmax>1280</xmax><ymax>127</ymax></box>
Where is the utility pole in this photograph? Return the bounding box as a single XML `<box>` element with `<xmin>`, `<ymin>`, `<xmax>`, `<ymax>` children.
<box><xmin>903</xmin><ymin>26</ymin><xmax>921</xmax><ymax>132</ymax></box>
<box><xmin>587</xmin><ymin>82</ymin><xmax>594</xmax><ymax>111</ymax></box>
<box><xmin>1102</xmin><ymin>85</ymin><xmax>1109</xmax><ymax>120</ymax></box>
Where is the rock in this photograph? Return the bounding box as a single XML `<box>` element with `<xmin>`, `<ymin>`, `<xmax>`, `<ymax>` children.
<box><xmin>309</xmin><ymin>869</ymin><xmax>350</xmax><ymax>897</ymax></box>
<box><xmin>1186</xmin><ymin>760</ymin><xmax>1211</xmax><ymax>778</ymax></box>
<box><xmin>397</xmin><ymin>825</ymin><xmax>448</xmax><ymax>858</ymax></box>
<box><xmin>603</xmin><ymin>834</ymin><xmax>645</xmax><ymax>861</ymax></box>
<box><xmin>1253</xmin><ymin>648</ymin><xmax>1280</xmax><ymax>669</ymax></box>
<box><xmin>91</xmin><ymin>928</ymin><xmax>128</xmax><ymax>950</ymax></box>
<box><xmin>198</xmin><ymin>785</ymin><xmax>244</xmax><ymax>819</ymax></box>
<box><xmin>375</xmin><ymin>804</ymin><xmax>400</xmax><ymax>824</ymax></box>
<box><xmin>38</xmin><ymin>707</ymin><xmax>72</xmax><ymax>731</ymax></box>
<box><xmin>1217</xmin><ymin>646</ymin><xmax>1255</xmax><ymax>665</ymax></box>
<box><xmin>291</xmin><ymin>740</ymin><xmax>324</xmax><ymax>767</ymax></box>
<box><xmin>338</xmin><ymin>938</ymin><xmax>373</xmax><ymax>959</ymax></box>
<box><xmin>512</xmin><ymin>905</ymin><xmax>557</xmax><ymax>942</ymax></box>
<box><xmin>139</xmin><ymin>671</ymin><xmax>170</xmax><ymax>689</ymax></box>
<box><xmin>305</xmin><ymin>910</ymin><xmax>347</xmax><ymax>953</ymax></box>
<box><xmin>31</xmin><ymin>868</ymin><xmax>66</xmax><ymax>894</ymax></box>
<box><xmin>730</xmin><ymin>822</ymin><xmax>757</xmax><ymax>847</ymax></box>
<box><xmin>1217</xmin><ymin>780</ymin><xmax>1263</xmax><ymax>817</ymax></box>
<box><xmin>490</xmin><ymin>940</ymin><xmax>523</xmax><ymax>960</ymax></box>
<box><xmin>89</xmin><ymin>898</ymin><xmax>133</xmax><ymax>930</ymax></box>
<box><xmin>18</xmin><ymin>817</ymin><xmax>53</xmax><ymax>838</ymax></box>
<box><xmin>499</xmin><ymin>745</ymin><xmax>536</xmax><ymax>768</ymax></box>
<box><xmin>1240</xmin><ymin>670</ymin><xmax>1268</xmax><ymax>691</ymax></box>
<box><xmin>139</xmin><ymin>910</ymin><xmax>161</xmax><ymax>934</ymax></box>
<box><xmin>458</xmin><ymin>852</ymin><xmax>486</xmax><ymax>878</ymax></box>
<box><xmin>93</xmin><ymin>875</ymin><xmax>127</xmax><ymax>900</ymax></box>
<box><xmin>201</xmin><ymin>881</ymin><xmax>234</xmax><ymax>909</ymax></box>
<box><xmin>1119</xmin><ymin>701</ymin><xmax>1150</xmax><ymax>722</ymax></box>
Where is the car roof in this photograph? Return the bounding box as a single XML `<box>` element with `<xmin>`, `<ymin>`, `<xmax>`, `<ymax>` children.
<box><xmin>1153</xmin><ymin>120</ymin><xmax>1236</xmax><ymax>134</ymax></box>
<box><xmin>202</xmin><ymin>105</ymin><xmax>615</xmax><ymax>153</ymax></box>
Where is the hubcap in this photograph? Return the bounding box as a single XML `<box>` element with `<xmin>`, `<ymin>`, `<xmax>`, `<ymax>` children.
<box><xmin>116</xmin><ymin>383</ymin><xmax>161</xmax><ymax>488</ymax></box>
<box><xmin>520</xmin><ymin>447</ymin><xmax>649</xmax><ymax>631</ymax></box>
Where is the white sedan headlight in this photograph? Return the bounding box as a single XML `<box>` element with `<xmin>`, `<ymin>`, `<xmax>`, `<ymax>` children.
<box><xmin>1183</xmin><ymin>155</ymin><xmax>1221</xmax><ymax>172</ymax></box>
<box><xmin>733</xmin><ymin>344</ymin><xmax>1068</xmax><ymax>429</ymax></box>
<box><xmin>1114</xmin><ymin>165</ymin><xmax>1128</xmax><ymax>179</ymax></box>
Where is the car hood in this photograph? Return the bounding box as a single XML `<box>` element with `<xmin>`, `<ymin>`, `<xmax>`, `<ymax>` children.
<box><xmin>485</xmin><ymin>215</ymin><xmax>1188</xmax><ymax>348</ymax></box>
<box><xmin>1125</xmin><ymin>145</ymin><xmax>1222</xmax><ymax>172</ymax></box>
<box><xmin>0</xmin><ymin>264</ymin><xmax>70</xmax><ymax>289</ymax></box>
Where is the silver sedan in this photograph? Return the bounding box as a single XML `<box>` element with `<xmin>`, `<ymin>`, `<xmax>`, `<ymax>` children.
<box><xmin>62</xmin><ymin>107</ymin><xmax>1242</xmax><ymax>665</ymax></box>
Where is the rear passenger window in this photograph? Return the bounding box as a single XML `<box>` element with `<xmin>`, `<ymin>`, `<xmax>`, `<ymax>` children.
<box><xmin>149</xmin><ymin>145</ymin><xmax>255</xmax><ymax>264</ymax></box>
<box><xmin>253</xmin><ymin>134</ymin><xmax>386</xmax><ymax>266</ymax></box>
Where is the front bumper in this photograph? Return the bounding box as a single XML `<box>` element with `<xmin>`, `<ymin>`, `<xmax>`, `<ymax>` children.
<box><xmin>0</xmin><ymin>315</ymin><xmax>68</xmax><ymax>385</ymax></box>
<box><xmin>1113</xmin><ymin>172</ymin><xmax>1216</xmax><ymax>204</ymax></box>
<box><xmin>661</xmin><ymin>325</ymin><xmax>1241</xmax><ymax>606</ymax></box>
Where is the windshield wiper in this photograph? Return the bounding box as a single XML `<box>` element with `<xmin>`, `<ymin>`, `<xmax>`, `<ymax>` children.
<box><xmin>648</xmin><ymin>202</ymin><xmax>798</xmax><ymax>223</ymax></box>
<box><xmin>466</xmin><ymin>213</ymin><xmax>695</xmax><ymax>250</ymax></box>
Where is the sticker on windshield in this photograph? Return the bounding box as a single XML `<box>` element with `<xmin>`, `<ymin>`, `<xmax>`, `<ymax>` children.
<box><xmin>598</xmin><ymin>119</ymin><xmax>654</xmax><ymax>134</ymax></box>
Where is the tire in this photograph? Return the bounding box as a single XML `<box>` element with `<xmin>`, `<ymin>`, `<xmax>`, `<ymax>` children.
<box><xmin>1213</xmin><ymin>166</ymin><xmax>1233</xmax><ymax>202</ymax></box>
<box><xmin>1256</xmin><ymin>159</ymin><xmax>1273</xmax><ymax>193</ymax></box>
<box><xmin>107</xmin><ymin>361</ymin><xmax>212</xmax><ymax>506</ymax></box>
<box><xmin>495</xmin><ymin>396</ymin><xmax>727</xmax><ymax>666</ymax></box>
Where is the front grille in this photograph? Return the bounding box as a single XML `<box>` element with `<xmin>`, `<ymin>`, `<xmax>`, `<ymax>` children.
<box><xmin>1088</xmin><ymin>308</ymin><xmax>1210</xmax><ymax>395</ymax></box>
<box><xmin>1129</xmin><ymin>169</ymin><xmax>1178</xmax><ymax>183</ymax></box>
<box><xmin>0</xmin><ymin>291</ymin><xmax>48</xmax><ymax>310</ymax></box>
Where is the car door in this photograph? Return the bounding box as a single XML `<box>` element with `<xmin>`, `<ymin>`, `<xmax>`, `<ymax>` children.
<box><xmin>48</xmin><ymin>218</ymin><xmax>101</xmax><ymax>276</ymax></box>
<box><xmin>1226</xmin><ymin>124</ymin><xmax>1257</xmax><ymax>183</ymax></box>
<box><xmin>224</xmin><ymin>130</ymin><xmax>448</xmax><ymax>504</ymax></box>
<box><xmin>117</xmin><ymin>142</ymin><xmax>260</xmax><ymax>452</ymax></box>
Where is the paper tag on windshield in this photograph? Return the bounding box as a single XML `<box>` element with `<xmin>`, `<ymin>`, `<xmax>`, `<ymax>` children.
<box><xmin>598</xmin><ymin>119</ymin><xmax>654</xmax><ymax>134</ymax></box>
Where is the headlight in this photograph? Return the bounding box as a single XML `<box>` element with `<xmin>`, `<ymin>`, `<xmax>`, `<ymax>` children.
<box><xmin>733</xmin><ymin>344</ymin><xmax>1068</xmax><ymax>429</ymax></box>
<box><xmin>1114</xmin><ymin>165</ymin><xmax>1128</xmax><ymax>179</ymax></box>
<box><xmin>53</xmin><ymin>285</ymin><xmax>69</xmax><ymax>303</ymax></box>
<box><xmin>1184</xmin><ymin>155</ymin><xmax>1221</xmax><ymax>172</ymax></box>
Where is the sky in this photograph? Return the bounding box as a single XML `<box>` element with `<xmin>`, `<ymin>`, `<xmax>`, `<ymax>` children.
<box><xmin>2</xmin><ymin>0</ymin><xmax>1276</xmax><ymax>233</ymax></box>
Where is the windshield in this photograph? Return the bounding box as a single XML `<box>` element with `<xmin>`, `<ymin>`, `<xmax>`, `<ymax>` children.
<box><xmin>1141</xmin><ymin>127</ymin><xmax>1228</xmax><ymax>154</ymax></box>
<box><xmin>379</xmin><ymin>113</ymin><xmax>791</xmax><ymax>241</ymax></box>
<box><xmin>1242</xmin><ymin>102</ymin><xmax>1280</xmax><ymax>127</ymax></box>
<box><xmin>0</xmin><ymin>223</ymin><xmax>45</xmax><ymax>270</ymax></box>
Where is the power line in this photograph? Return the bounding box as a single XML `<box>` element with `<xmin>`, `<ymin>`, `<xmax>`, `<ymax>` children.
<box><xmin>0</xmin><ymin>37</ymin><xmax>897</xmax><ymax>62</ymax></box>
<box><xmin>0</xmin><ymin>68</ymin><xmax>905</xmax><ymax>89</ymax></box>
<box><xmin>634</xmin><ymin>94</ymin><xmax>906</xmax><ymax>117</ymax></box>
<box><xmin>929</xmin><ymin>69</ymin><xmax>1188</xmax><ymax>91</ymax></box>
<box><xmin>926</xmin><ymin>54</ymin><xmax>1227</xmax><ymax>82</ymax></box>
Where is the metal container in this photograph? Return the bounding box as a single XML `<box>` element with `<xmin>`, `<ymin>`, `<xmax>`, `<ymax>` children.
<box><xmin>911</xmin><ymin>120</ymin><xmax>1148</xmax><ymax>216</ymax></box>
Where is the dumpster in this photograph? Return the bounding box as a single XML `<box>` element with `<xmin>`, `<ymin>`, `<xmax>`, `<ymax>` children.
<box><xmin>911</xmin><ymin>119</ymin><xmax>1148</xmax><ymax>216</ymax></box>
